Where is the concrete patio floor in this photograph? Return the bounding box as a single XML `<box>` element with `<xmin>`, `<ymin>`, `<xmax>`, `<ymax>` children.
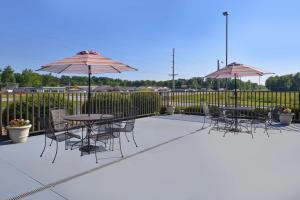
<box><xmin>1</xmin><ymin>115</ymin><xmax>300</xmax><ymax>200</ymax></box>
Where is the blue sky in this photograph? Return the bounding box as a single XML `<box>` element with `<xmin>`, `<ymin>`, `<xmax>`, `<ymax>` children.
<box><xmin>0</xmin><ymin>0</ymin><xmax>300</xmax><ymax>84</ymax></box>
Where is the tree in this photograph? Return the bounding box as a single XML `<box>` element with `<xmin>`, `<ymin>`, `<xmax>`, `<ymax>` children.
<box><xmin>1</xmin><ymin>66</ymin><xmax>15</xmax><ymax>83</ymax></box>
<box><xmin>19</xmin><ymin>69</ymin><xmax>42</xmax><ymax>87</ymax></box>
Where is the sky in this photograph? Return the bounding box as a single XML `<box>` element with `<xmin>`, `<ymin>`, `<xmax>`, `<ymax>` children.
<box><xmin>0</xmin><ymin>0</ymin><xmax>300</xmax><ymax>84</ymax></box>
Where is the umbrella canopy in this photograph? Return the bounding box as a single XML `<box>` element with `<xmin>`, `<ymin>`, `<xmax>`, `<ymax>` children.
<box><xmin>37</xmin><ymin>50</ymin><xmax>136</xmax><ymax>74</ymax></box>
<box><xmin>204</xmin><ymin>62</ymin><xmax>273</xmax><ymax>131</ymax></box>
<box><xmin>205</xmin><ymin>62</ymin><xmax>272</xmax><ymax>79</ymax></box>
<box><xmin>37</xmin><ymin>50</ymin><xmax>136</xmax><ymax>115</ymax></box>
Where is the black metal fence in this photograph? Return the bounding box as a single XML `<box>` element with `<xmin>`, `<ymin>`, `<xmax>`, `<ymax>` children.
<box><xmin>0</xmin><ymin>90</ymin><xmax>299</xmax><ymax>137</ymax></box>
<box><xmin>168</xmin><ymin>90</ymin><xmax>300</xmax><ymax>122</ymax></box>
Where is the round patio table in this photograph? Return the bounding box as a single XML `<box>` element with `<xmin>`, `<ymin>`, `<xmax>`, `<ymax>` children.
<box><xmin>64</xmin><ymin>114</ymin><xmax>114</xmax><ymax>154</ymax></box>
<box><xmin>222</xmin><ymin>106</ymin><xmax>254</xmax><ymax>132</ymax></box>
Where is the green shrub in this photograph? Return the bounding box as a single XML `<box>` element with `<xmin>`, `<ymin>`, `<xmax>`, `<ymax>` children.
<box><xmin>160</xmin><ymin>106</ymin><xmax>167</xmax><ymax>114</ymax></box>
<box><xmin>183</xmin><ymin>106</ymin><xmax>202</xmax><ymax>113</ymax></box>
<box><xmin>81</xmin><ymin>93</ymin><xmax>132</xmax><ymax>116</ymax></box>
<box><xmin>2</xmin><ymin>94</ymin><xmax>69</xmax><ymax>131</ymax></box>
<box><xmin>130</xmin><ymin>92</ymin><xmax>161</xmax><ymax>115</ymax></box>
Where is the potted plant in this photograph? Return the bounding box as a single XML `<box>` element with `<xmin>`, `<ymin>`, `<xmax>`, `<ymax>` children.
<box><xmin>7</xmin><ymin>119</ymin><xmax>31</xmax><ymax>143</ymax></box>
<box><xmin>166</xmin><ymin>104</ymin><xmax>176</xmax><ymax>115</ymax></box>
<box><xmin>279</xmin><ymin>107</ymin><xmax>294</xmax><ymax>125</ymax></box>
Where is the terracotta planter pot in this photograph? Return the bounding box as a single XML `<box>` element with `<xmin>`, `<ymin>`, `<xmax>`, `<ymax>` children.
<box><xmin>7</xmin><ymin>124</ymin><xmax>32</xmax><ymax>143</ymax></box>
<box><xmin>166</xmin><ymin>106</ymin><xmax>176</xmax><ymax>115</ymax></box>
<box><xmin>279</xmin><ymin>113</ymin><xmax>294</xmax><ymax>125</ymax></box>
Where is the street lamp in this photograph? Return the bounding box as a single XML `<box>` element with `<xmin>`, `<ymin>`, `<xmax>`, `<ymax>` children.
<box><xmin>223</xmin><ymin>11</ymin><xmax>229</xmax><ymax>67</ymax></box>
<box><xmin>223</xmin><ymin>11</ymin><xmax>229</xmax><ymax>90</ymax></box>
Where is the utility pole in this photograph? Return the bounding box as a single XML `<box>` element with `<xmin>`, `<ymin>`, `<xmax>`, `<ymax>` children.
<box><xmin>169</xmin><ymin>48</ymin><xmax>178</xmax><ymax>91</ymax></box>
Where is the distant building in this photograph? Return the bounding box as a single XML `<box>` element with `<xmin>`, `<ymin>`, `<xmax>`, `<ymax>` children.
<box><xmin>1</xmin><ymin>83</ymin><xmax>19</xmax><ymax>92</ymax></box>
<box><xmin>36</xmin><ymin>86</ymin><xmax>66</xmax><ymax>93</ymax></box>
<box><xmin>13</xmin><ymin>87</ymin><xmax>35</xmax><ymax>93</ymax></box>
<box><xmin>93</xmin><ymin>85</ymin><xmax>118</xmax><ymax>92</ymax></box>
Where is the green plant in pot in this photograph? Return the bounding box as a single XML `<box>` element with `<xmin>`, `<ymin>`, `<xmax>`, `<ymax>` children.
<box><xmin>7</xmin><ymin>119</ymin><xmax>32</xmax><ymax>143</ymax></box>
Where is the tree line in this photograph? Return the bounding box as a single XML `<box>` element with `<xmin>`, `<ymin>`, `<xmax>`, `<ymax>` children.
<box><xmin>1</xmin><ymin>65</ymin><xmax>266</xmax><ymax>90</ymax></box>
<box><xmin>265</xmin><ymin>73</ymin><xmax>300</xmax><ymax>91</ymax></box>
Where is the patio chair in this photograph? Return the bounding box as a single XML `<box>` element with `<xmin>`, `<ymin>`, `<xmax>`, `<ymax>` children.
<box><xmin>50</xmin><ymin>108</ymin><xmax>84</xmax><ymax>132</ymax></box>
<box><xmin>39</xmin><ymin>117</ymin><xmax>81</xmax><ymax>163</ymax></box>
<box><xmin>202</xmin><ymin>102</ymin><xmax>232</xmax><ymax>131</ymax></box>
<box><xmin>91</xmin><ymin>116</ymin><xmax>124</xmax><ymax>163</ymax></box>
<box><xmin>111</xmin><ymin>119</ymin><xmax>138</xmax><ymax>147</ymax></box>
<box><xmin>252</xmin><ymin>108</ymin><xmax>282</xmax><ymax>137</ymax></box>
<box><xmin>50</xmin><ymin>108</ymin><xmax>84</xmax><ymax>148</ymax></box>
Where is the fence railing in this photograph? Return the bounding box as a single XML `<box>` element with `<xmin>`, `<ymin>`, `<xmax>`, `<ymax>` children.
<box><xmin>0</xmin><ymin>90</ymin><xmax>299</xmax><ymax>137</ymax></box>
<box><xmin>168</xmin><ymin>90</ymin><xmax>300</xmax><ymax>122</ymax></box>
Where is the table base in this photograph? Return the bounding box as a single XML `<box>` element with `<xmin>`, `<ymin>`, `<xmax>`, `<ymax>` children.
<box><xmin>79</xmin><ymin>145</ymin><xmax>100</xmax><ymax>153</ymax></box>
<box><xmin>229</xmin><ymin>128</ymin><xmax>241</xmax><ymax>132</ymax></box>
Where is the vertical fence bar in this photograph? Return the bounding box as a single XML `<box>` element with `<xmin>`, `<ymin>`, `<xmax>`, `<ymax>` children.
<box><xmin>43</xmin><ymin>93</ymin><xmax>45</xmax><ymax>125</ymax></box>
<box><xmin>37</xmin><ymin>93</ymin><xmax>40</xmax><ymax>131</ymax></box>
<box><xmin>0</xmin><ymin>94</ymin><xmax>2</xmax><ymax>135</ymax></box>
<box><xmin>298</xmin><ymin>91</ymin><xmax>300</xmax><ymax>122</ymax></box>
<box><xmin>20</xmin><ymin>93</ymin><xmax>23</xmax><ymax>119</ymax></box>
<box><xmin>13</xmin><ymin>92</ymin><xmax>16</xmax><ymax>119</ymax></box>
<box><xmin>25</xmin><ymin>93</ymin><xmax>28</xmax><ymax>121</ymax></box>
<box><xmin>6</xmin><ymin>92</ymin><xmax>9</xmax><ymax>126</ymax></box>
<box><xmin>31</xmin><ymin>93</ymin><xmax>34</xmax><ymax>132</ymax></box>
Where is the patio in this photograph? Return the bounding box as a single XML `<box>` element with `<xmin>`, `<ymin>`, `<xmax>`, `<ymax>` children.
<box><xmin>1</xmin><ymin>114</ymin><xmax>300</xmax><ymax>200</ymax></box>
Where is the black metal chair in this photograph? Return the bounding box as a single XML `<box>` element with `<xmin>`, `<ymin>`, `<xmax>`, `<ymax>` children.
<box><xmin>50</xmin><ymin>108</ymin><xmax>84</xmax><ymax>132</ymax></box>
<box><xmin>50</xmin><ymin>108</ymin><xmax>84</xmax><ymax>149</ymax></box>
<box><xmin>111</xmin><ymin>119</ymin><xmax>138</xmax><ymax>147</ymax></box>
<box><xmin>39</xmin><ymin>117</ymin><xmax>81</xmax><ymax>163</ymax></box>
<box><xmin>202</xmin><ymin>102</ymin><xmax>232</xmax><ymax>132</ymax></box>
<box><xmin>251</xmin><ymin>108</ymin><xmax>282</xmax><ymax>137</ymax></box>
<box><xmin>91</xmin><ymin>116</ymin><xmax>123</xmax><ymax>163</ymax></box>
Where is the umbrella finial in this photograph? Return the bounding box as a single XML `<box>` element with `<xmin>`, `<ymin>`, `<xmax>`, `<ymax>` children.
<box><xmin>77</xmin><ymin>50</ymin><xmax>100</xmax><ymax>55</ymax></box>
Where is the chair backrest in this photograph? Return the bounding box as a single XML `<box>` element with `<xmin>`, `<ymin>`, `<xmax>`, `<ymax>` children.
<box><xmin>96</xmin><ymin>114</ymin><xmax>112</xmax><ymax>134</ymax></box>
<box><xmin>50</xmin><ymin>108</ymin><xmax>68</xmax><ymax>130</ymax></box>
<box><xmin>201</xmin><ymin>102</ymin><xmax>210</xmax><ymax>116</ymax></box>
<box><xmin>39</xmin><ymin>117</ymin><xmax>56</xmax><ymax>139</ymax></box>
<box><xmin>124</xmin><ymin>119</ymin><xmax>135</xmax><ymax>132</ymax></box>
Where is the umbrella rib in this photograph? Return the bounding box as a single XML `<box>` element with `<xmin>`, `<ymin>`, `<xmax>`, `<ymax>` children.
<box><xmin>36</xmin><ymin>66</ymin><xmax>46</xmax><ymax>71</ymax></box>
<box><xmin>125</xmin><ymin>65</ymin><xmax>138</xmax><ymax>71</ymax></box>
<box><xmin>109</xmin><ymin>65</ymin><xmax>121</xmax><ymax>73</ymax></box>
<box><xmin>58</xmin><ymin>64</ymin><xmax>73</xmax><ymax>74</ymax></box>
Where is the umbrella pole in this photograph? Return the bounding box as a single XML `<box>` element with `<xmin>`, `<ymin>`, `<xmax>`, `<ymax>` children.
<box><xmin>234</xmin><ymin>74</ymin><xmax>238</xmax><ymax>130</ymax></box>
<box><xmin>88</xmin><ymin>65</ymin><xmax>91</xmax><ymax>116</ymax></box>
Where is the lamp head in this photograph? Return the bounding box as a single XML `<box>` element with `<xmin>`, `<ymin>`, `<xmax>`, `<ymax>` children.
<box><xmin>223</xmin><ymin>11</ymin><xmax>229</xmax><ymax>16</ymax></box>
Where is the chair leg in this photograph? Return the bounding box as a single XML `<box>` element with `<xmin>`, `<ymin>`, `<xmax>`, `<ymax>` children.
<box><xmin>65</xmin><ymin>138</ymin><xmax>68</xmax><ymax>150</ymax></box>
<box><xmin>40</xmin><ymin>135</ymin><xmax>47</xmax><ymax>157</ymax></box>
<box><xmin>264</xmin><ymin>123</ymin><xmax>270</xmax><ymax>137</ymax></box>
<box><xmin>118</xmin><ymin>133</ymin><xmax>124</xmax><ymax>158</ymax></box>
<box><xmin>52</xmin><ymin>141</ymin><xmax>58</xmax><ymax>164</ymax></box>
<box><xmin>95</xmin><ymin>139</ymin><xmax>98</xmax><ymax>163</ymax></box>
<box><xmin>49</xmin><ymin>139</ymin><xmax>53</xmax><ymax>146</ymax></box>
<box><xmin>223</xmin><ymin>130</ymin><xmax>229</xmax><ymax>138</ymax></box>
<box><xmin>125</xmin><ymin>132</ymin><xmax>130</xmax><ymax>142</ymax></box>
<box><xmin>131</xmin><ymin>131</ymin><xmax>138</xmax><ymax>147</ymax></box>
<box><xmin>109</xmin><ymin>137</ymin><xmax>112</xmax><ymax>150</ymax></box>
<box><xmin>202</xmin><ymin>116</ymin><xmax>206</xmax><ymax>129</ymax></box>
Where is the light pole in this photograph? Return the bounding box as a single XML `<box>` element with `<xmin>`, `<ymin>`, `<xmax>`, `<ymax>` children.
<box><xmin>223</xmin><ymin>11</ymin><xmax>229</xmax><ymax>67</ymax></box>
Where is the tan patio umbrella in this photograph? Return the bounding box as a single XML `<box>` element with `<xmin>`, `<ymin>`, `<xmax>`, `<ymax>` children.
<box><xmin>37</xmin><ymin>50</ymin><xmax>137</xmax><ymax>115</ymax></box>
<box><xmin>205</xmin><ymin>62</ymin><xmax>273</xmax><ymax>130</ymax></box>
<box><xmin>205</xmin><ymin>62</ymin><xmax>271</xmax><ymax>79</ymax></box>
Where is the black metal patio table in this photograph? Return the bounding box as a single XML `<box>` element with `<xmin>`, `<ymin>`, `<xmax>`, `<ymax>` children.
<box><xmin>222</xmin><ymin>106</ymin><xmax>255</xmax><ymax>132</ymax></box>
<box><xmin>64</xmin><ymin>114</ymin><xmax>114</xmax><ymax>154</ymax></box>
